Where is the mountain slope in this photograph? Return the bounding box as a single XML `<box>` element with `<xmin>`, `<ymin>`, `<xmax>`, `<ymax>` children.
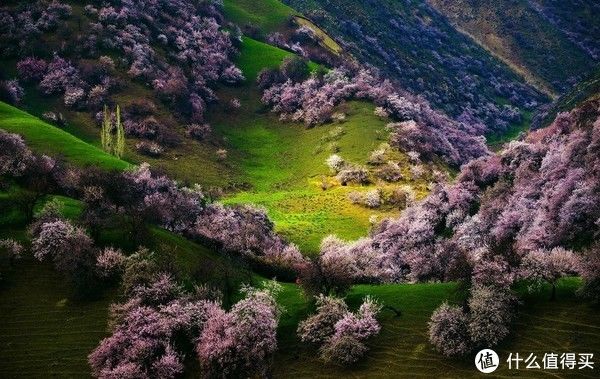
<box><xmin>528</xmin><ymin>0</ymin><xmax>600</xmax><ymax>60</ymax></box>
<box><xmin>284</xmin><ymin>0</ymin><xmax>547</xmax><ymax>134</ymax></box>
<box><xmin>428</xmin><ymin>0</ymin><xmax>599</xmax><ymax>96</ymax></box>
<box><xmin>0</xmin><ymin>255</ymin><xmax>113</xmax><ymax>377</ymax></box>
<box><xmin>535</xmin><ymin>68</ymin><xmax>600</xmax><ymax>128</ymax></box>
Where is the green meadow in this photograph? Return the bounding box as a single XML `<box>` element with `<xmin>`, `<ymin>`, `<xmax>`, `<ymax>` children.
<box><xmin>0</xmin><ymin>102</ymin><xmax>128</xmax><ymax>171</ymax></box>
<box><xmin>222</xmin><ymin>0</ymin><xmax>297</xmax><ymax>33</ymax></box>
<box><xmin>208</xmin><ymin>38</ymin><xmax>419</xmax><ymax>253</ymax></box>
<box><xmin>273</xmin><ymin>278</ymin><xmax>600</xmax><ymax>378</ymax></box>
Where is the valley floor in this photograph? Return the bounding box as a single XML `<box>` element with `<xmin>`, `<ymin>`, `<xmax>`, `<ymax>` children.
<box><xmin>1</xmin><ymin>255</ymin><xmax>598</xmax><ymax>378</ymax></box>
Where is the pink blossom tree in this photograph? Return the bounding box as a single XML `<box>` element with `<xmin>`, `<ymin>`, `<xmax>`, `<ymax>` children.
<box><xmin>468</xmin><ymin>285</ymin><xmax>515</xmax><ymax>347</ymax></box>
<box><xmin>31</xmin><ymin>219</ymin><xmax>95</xmax><ymax>274</ymax></box>
<box><xmin>197</xmin><ymin>282</ymin><xmax>282</xmax><ymax>377</ymax></box>
<box><xmin>298</xmin><ymin>295</ymin><xmax>382</xmax><ymax>365</ymax></box>
<box><xmin>96</xmin><ymin>247</ymin><xmax>126</xmax><ymax>279</ymax></box>
<box><xmin>39</xmin><ymin>55</ymin><xmax>80</xmax><ymax>96</ymax></box>
<box><xmin>519</xmin><ymin>247</ymin><xmax>579</xmax><ymax>300</ymax></box>
<box><xmin>89</xmin><ymin>301</ymin><xmax>204</xmax><ymax>379</ymax></box>
<box><xmin>0</xmin><ymin>130</ymin><xmax>35</xmax><ymax>177</ymax></box>
<box><xmin>428</xmin><ymin>302</ymin><xmax>471</xmax><ymax>357</ymax></box>
<box><xmin>331</xmin><ymin>296</ymin><xmax>381</xmax><ymax>341</ymax></box>
<box><xmin>192</xmin><ymin>203</ymin><xmax>306</xmax><ymax>271</ymax></box>
<box><xmin>297</xmin><ymin>295</ymin><xmax>348</xmax><ymax>344</ymax></box>
<box><xmin>16</xmin><ymin>57</ymin><xmax>48</xmax><ymax>82</ymax></box>
<box><xmin>90</xmin><ymin>271</ymin><xmax>233</xmax><ymax>379</ymax></box>
<box><xmin>472</xmin><ymin>255</ymin><xmax>514</xmax><ymax>288</ymax></box>
<box><xmin>577</xmin><ymin>243</ymin><xmax>600</xmax><ymax>304</ymax></box>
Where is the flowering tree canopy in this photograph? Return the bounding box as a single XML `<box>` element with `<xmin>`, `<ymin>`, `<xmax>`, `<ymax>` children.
<box><xmin>298</xmin><ymin>295</ymin><xmax>381</xmax><ymax>365</ymax></box>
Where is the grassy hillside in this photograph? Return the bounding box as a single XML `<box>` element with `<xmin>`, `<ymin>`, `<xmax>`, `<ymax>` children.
<box><xmin>5</xmin><ymin>248</ymin><xmax>594</xmax><ymax>379</ymax></box>
<box><xmin>222</xmin><ymin>0</ymin><xmax>297</xmax><ymax>33</ymax></box>
<box><xmin>218</xmin><ymin>99</ymin><xmax>410</xmax><ymax>253</ymax></box>
<box><xmin>134</xmin><ymin>36</ymin><xmax>322</xmax><ymax>188</ymax></box>
<box><xmin>2</xmin><ymin>200</ymin><xmax>598</xmax><ymax>378</ymax></box>
<box><xmin>0</xmin><ymin>1</ymin><xmax>234</xmax><ymax>188</ymax></box>
<box><xmin>1</xmin><ymin>64</ymin><xmax>597</xmax><ymax>379</ymax></box>
<box><xmin>2</xmin><ymin>1</ymin><xmax>598</xmax><ymax>378</ymax></box>
<box><xmin>207</xmin><ymin>38</ymin><xmax>432</xmax><ymax>253</ymax></box>
<box><xmin>2</xmin><ymin>35</ymin><xmax>402</xmax><ymax>255</ymax></box>
<box><xmin>0</xmin><ymin>102</ymin><xmax>129</xmax><ymax>171</ymax></box>
<box><xmin>222</xmin><ymin>0</ymin><xmax>342</xmax><ymax>57</ymax></box>
<box><xmin>237</xmin><ymin>37</ymin><xmax>320</xmax><ymax>81</ymax></box>
<box><xmin>294</xmin><ymin>16</ymin><xmax>343</xmax><ymax>56</ymax></box>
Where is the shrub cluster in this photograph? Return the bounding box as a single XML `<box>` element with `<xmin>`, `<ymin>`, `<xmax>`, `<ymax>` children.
<box><xmin>297</xmin><ymin>295</ymin><xmax>382</xmax><ymax>365</ymax></box>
